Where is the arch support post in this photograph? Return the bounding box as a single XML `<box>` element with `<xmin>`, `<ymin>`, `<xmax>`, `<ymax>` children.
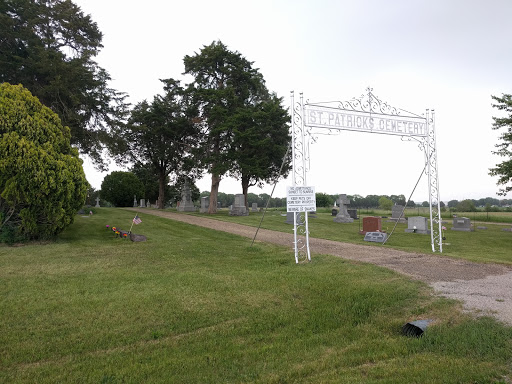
<box><xmin>290</xmin><ymin>91</ymin><xmax>311</xmax><ymax>263</ymax></box>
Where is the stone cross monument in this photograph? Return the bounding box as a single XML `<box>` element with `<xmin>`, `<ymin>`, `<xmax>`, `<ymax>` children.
<box><xmin>333</xmin><ymin>194</ymin><xmax>354</xmax><ymax>223</ymax></box>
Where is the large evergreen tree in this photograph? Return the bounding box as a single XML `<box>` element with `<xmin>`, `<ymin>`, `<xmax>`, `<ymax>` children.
<box><xmin>122</xmin><ymin>79</ymin><xmax>198</xmax><ymax>209</ymax></box>
<box><xmin>183</xmin><ymin>41</ymin><xmax>268</xmax><ymax>213</ymax></box>
<box><xmin>228</xmin><ymin>94</ymin><xmax>291</xmax><ymax>207</ymax></box>
<box><xmin>489</xmin><ymin>93</ymin><xmax>512</xmax><ymax>195</ymax></box>
<box><xmin>0</xmin><ymin>0</ymin><xmax>127</xmax><ymax>168</ymax></box>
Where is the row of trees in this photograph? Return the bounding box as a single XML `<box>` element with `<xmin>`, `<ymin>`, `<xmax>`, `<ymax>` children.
<box><xmin>1</xmin><ymin>1</ymin><xmax>291</xmax><ymax>213</ymax></box>
<box><xmin>99</xmin><ymin>42</ymin><xmax>291</xmax><ymax>209</ymax></box>
<box><xmin>116</xmin><ymin>42</ymin><xmax>291</xmax><ymax>211</ymax></box>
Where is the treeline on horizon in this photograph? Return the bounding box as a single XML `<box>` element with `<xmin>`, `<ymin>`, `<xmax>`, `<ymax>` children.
<box><xmin>193</xmin><ymin>192</ymin><xmax>512</xmax><ymax>210</ymax></box>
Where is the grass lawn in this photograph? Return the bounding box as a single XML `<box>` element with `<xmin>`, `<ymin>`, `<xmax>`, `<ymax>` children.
<box><xmin>182</xmin><ymin>209</ymin><xmax>512</xmax><ymax>265</ymax></box>
<box><xmin>1</xmin><ymin>208</ymin><xmax>511</xmax><ymax>383</ymax></box>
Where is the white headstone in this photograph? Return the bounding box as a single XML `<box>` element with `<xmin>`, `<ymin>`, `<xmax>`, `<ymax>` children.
<box><xmin>177</xmin><ymin>181</ymin><xmax>196</xmax><ymax>212</ymax></box>
<box><xmin>229</xmin><ymin>194</ymin><xmax>248</xmax><ymax>216</ymax></box>
<box><xmin>405</xmin><ymin>216</ymin><xmax>430</xmax><ymax>234</ymax></box>
<box><xmin>200</xmin><ymin>196</ymin><xmax>209</xmax><ymax>213</ymax></box>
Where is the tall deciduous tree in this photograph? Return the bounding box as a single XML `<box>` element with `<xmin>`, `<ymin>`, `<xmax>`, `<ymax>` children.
<box><xmin>0</xmin><ymin>0</ymin><xmax>128</xmax><ymax>168</ymax></box>
<box><xmin>228</xmin><ymin>94</ymin><xmax>291</xmax><ymax>207</ymax></box>
<box><xmin>183</xmin><ymin>41</ymin><xmax>268</xmax><ymax>213</ymax></box>
<box><xmin>122</xmin><ymin>79</ymin><xmax>198</xmax><ymax>209</ymax></box>
<box><xmin>489</xmin><ymin>93</ymin><xmax>512</xmax><ymax>195</ymax></box>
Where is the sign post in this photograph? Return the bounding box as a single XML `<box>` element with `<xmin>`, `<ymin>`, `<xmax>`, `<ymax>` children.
<box><xmin>287</xmin><ymin>186</ymin><xmax>316</xmax><ymax>263</ymax></box>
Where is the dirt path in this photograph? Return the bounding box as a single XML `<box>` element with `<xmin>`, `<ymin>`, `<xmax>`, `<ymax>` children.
<box><xmin>128</xmin><ymin>209</ymin><xmax>512</xmax><ymax>326</ymax></box>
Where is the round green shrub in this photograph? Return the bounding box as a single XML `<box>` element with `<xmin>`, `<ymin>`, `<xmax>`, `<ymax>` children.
<box><xmin>0</xmin><ymin>83</ymin><xmax>88</xmax><ymax>242</ymax></box>
<box><xmin>101</xmin><ymin>171</ymin><xmax>144</xmax><ymax>207</ymax></box>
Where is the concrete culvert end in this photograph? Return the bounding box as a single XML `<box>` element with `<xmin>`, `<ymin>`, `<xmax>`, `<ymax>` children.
<box><xmin>402</xmin><ymin>319</ymin><xmax>433</xmax><ymax>337</ymax></box>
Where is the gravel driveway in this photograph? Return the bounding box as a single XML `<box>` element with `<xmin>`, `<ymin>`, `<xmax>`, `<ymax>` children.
<box><xmin>129</xmin><ymin>209</ymin><xmax>512</xmax><ymax>326</ymax></box>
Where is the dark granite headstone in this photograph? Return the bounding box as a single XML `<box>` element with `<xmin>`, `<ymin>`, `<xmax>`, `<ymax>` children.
<box><xmin>129</xmin><ymin>233</ymin><xmax>147</xmax><ymax>242</ymax></box>
<box><xmin>451</xmin><ymin>217</ymin><xmax>473</xmax><ymax>232</ymax></box>
<box><xmin>347</xmin><ymin>209</ymin><xmax>358</xmax><ymax>220</ymax></box>
<box><xmin>364</xmin><ymin>232</ymin><xmax>388</xmax><ymax>243</ymax></box>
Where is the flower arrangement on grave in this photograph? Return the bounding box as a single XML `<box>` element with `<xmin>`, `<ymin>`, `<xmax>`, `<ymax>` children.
<box><xmin>106</xmin><ymin>225</ymin><xmax>110</xmax><ymax>229</ymax></box>
<box><xmin>123</xmin><ymin>233</ymin><xmax>128</xmax><ymax>239</ymax></box>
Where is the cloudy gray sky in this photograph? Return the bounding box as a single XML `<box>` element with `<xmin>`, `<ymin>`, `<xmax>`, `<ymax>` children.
<box><xmin>76</xmin><ymin>0</ymin><xmax>512</xmax><ymax>202</ymax></box>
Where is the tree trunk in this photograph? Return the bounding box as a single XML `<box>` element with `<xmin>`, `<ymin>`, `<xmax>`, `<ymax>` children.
<box><xmin>242</xmin><ymin>175</ymin><xmax>250</xmax><ymax>209</ymax></box>
<box><xmin>157</xmin><ymin>168</ymin><xmax>166</xmax><ymax>209</ymax></box>
<box><xmin>208</xmin><ymin>172</ymin><xmax>220</xmax><ymax>214</ymax></box>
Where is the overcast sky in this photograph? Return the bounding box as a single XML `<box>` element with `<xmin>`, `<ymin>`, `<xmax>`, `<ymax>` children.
<box><xmin>76</xmin><ymin>0</ymin><xmax>512</xmax><ymax>202</ymax></box>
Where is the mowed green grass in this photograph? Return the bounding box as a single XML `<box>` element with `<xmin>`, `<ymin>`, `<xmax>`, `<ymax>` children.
<box><xmin>184</xmin><ymin>209</ymin><xmax>512</xmax><ymax>264</ymax></box>
<box><xmin>1</xmin><ymin>208</ymin><xmax>511</xmax><ymax>383</ymax></box>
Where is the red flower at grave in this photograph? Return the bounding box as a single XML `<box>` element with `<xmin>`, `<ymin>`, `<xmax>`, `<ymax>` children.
<box><xmin>106</xmin><ymin>225</ymin><xmax>110</xmax><ymax>229</ymax></box>
<box><xmin>112</xmin><ymin>226</ymin><xmax>116</xmax><ymax>231</ymax></box>
<box><xmin>123</xmin><ymin>233</ymin><xmax>128</xmax><ymax>238</ymax></box>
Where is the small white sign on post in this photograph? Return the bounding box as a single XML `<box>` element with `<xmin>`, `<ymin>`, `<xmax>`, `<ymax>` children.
<box><xmin>287</xmin><ymin>186</ymin><xmax>316</xmax><ymax>212</ymax></box>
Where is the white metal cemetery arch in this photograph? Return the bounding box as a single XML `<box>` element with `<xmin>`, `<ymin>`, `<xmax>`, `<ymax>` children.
<box><xmin>289</xmin><ymin>88</ymin><xmax>442</xmax><ymax>263</ymax></box>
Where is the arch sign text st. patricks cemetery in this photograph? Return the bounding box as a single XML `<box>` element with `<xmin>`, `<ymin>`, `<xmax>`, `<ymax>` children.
<box><xmin>288</xmin><ymin>88</ymin><xmax>442</xmax><ymax>264</ymax></box>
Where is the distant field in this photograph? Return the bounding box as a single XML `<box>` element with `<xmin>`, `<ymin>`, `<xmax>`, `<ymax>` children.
<box><xmin>1</xmin><ymin>208</ymin><xmax>511</xmax><ymax>383</ymax></box>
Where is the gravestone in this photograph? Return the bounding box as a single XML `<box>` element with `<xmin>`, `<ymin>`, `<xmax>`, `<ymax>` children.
<box><xmin>139</xmin><ymin>199</ymin><xmax>146</xmax><ymax>208</ymax></box>
<box><xmin>388</xmin><ymin>205</ymin><xmax>406</xmax><ymax>223</ymax></box>
<box><xmin>133</xmin><ymin>195</ymin><xmax>138</xmax><ymax>207</ymax></box>
<box><xmin>177</xmin><ymin>181</ymin><xmax>197</xmax><ymax>212</ymax></box>
<box><xmin>451</xmin><ymin>217</ymin><xmax>473</xmax><ymax>231</ymax></box>
<box><xmin>364</xmin><ymin>232</ymin><xmax>388</xmax><ymax>243</ymax></box>
<box><xmin>229</xmin><ymin>194</ymin><xmax>248</xmax><ymax>216</ymax></box>
<box><xmin>331</xmin><ymin>209</ymin><xmax>338</xmax><ymax>216</ymax></box>
<box><xmin>333</xmin><ymin>194</ymin><xmax>354</xmax><ymax>223</ymax></box>
<box><xmin>405</xmin><ymin>216</ymin><xmax>430</xmax><ymax>234</ymax></box>
<box><xmin>251</xmin><ymin>203</ymin><xmax>258</xmax><ymax>212</ymax></box>
<box><xmin>347</xmin><ymin>209</ymin><xmax>358</xmax><ymax>220</ymax></box>
<box><xmin>147</xmin><ymin>201</ymin><xmax>151</xmax><ymax>208</ymax></box>
<box><xmin>200</xmin><ymin>196</ymin><xmax>209</xmax><ymax>213</ymax></box>
<box><xmin>95</xmin><ymin>197</ymin><xmax>100</xmax><ymax>208</ymax></box>
<box><xmin>308</xmin><ymin>211</ymin><xmax>317</xmax><ymax>218</ymax></box>
<box><xmin>129</xmin><ymin>233</ymin><xmax>147</xmax><ymax>242</ymax></box>
<box><xmin>502</xmin><ymin>226</ymin><xmax>512</xmax><ymax>232</ymax></box>
<box><xmin>285</xmin><ymin>212</ymin><xmax>305</xmax><ymax>225</ymax></box>
<box><xmin>359</xmin><ymin>216</ymin><xmax>383</xmax><ymax>235</ymax></box>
